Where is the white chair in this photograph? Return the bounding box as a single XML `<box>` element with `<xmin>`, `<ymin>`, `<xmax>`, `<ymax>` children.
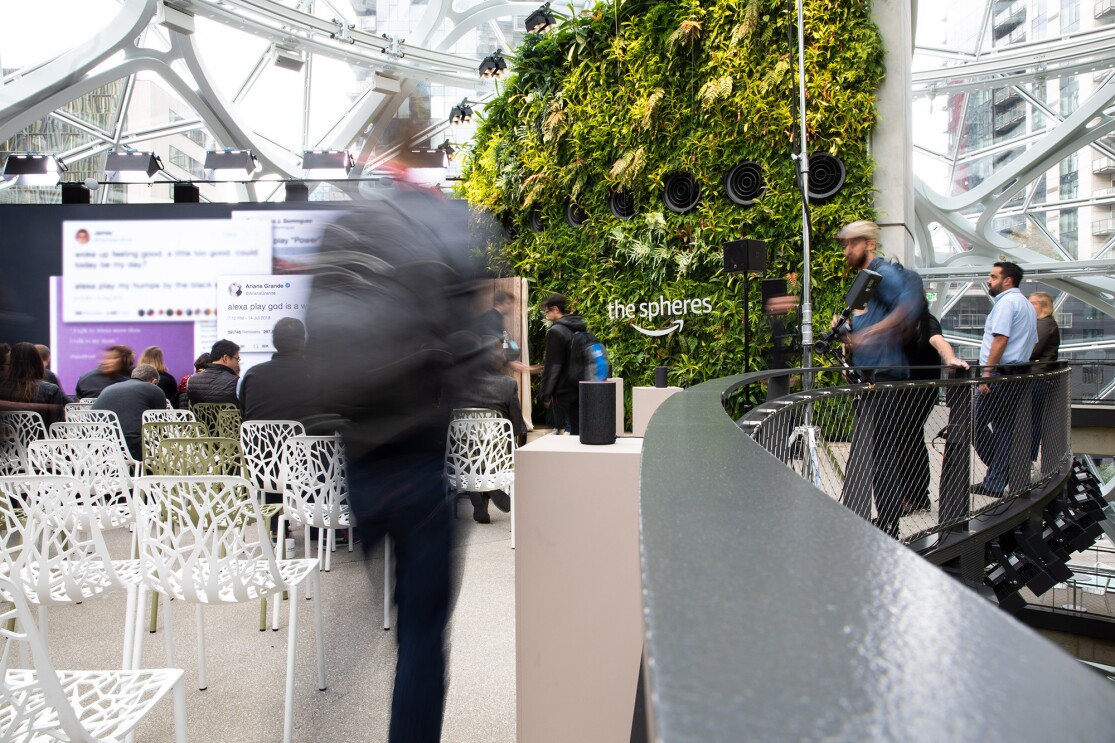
<box><xmin>0</xmin><ymin>411</ymin><xmax>47</xmax><ymax>447</ymax></box>
<box><xmin>240</xmin><ymin>419</ymin><xmax>306</xmax><ymax>509</ymax></box>
<box><xmin>0</xmin><ymin>475</ymin><xmax>142</xmax><ymax>668</ymax></box>
<box><xmin>50</xmin><ymin>415</ymin><xmax>141</xmax><ymax>477</ymax></box>
<box><xmin>445</xmin><ymin>418</ymin><xmax>517</xmax><ymax>548</ymax></box>
<box><xmin>0</xmin><ymin>412</ymin><xmax>47</xmax><ymax>476</ymax></box>
<box><xmin>0</xmin><ymin>573</ymin><xmax>187</xmax><ymax>743</ymax></box>
<box><xmin>278</xmin><ymin>435</ymin><xmax>393</xmax><ymax>630</ymax></box>
<box><xmin>131</xmin><ymin>475</ymin><xmax>325</xmax><ymax>743</ymax></box>
<box><xmin>142</xmin><ymin>409</ymin><xmax>196</xmax><ymax>424</ymax></box>
<box><xmin>26</xmin><ymin>438</ymin><xmax>135</xmax><ymax>532</ymax></box>
<box><xmin>64</xmin><ymin>401</ymin><xmax>94</xmax><ymax>416</ymax></box>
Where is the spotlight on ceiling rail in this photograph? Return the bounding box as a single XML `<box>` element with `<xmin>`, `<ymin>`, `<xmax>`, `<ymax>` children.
<box><xmin>301</xmin><ymin>150</ymin><xmax>354</xmax><ymax>179</ymax></box>
<box><xmin>203</xmin><ymin>149</ymin><xmax>260</xmax><ymax>181</ymax></box>
<box><xmin>449</xmin><ymin>100</ymin><xmax>474</xmax><ymax>125</ymax></box>
<box><xmin>525</xmin><ymin>2</ymin><xmax>558</xmax><ymax>33</ymax></box>
<box><xmin>2</xmin><ymin>153</ymin><xmax>66</xmax><ymax>186</ymax></box>
<box><xmin>479</xmin><ymin>50</ymin><xmax>508</xmax><ymax>79</ymax></box>
<box><xmin>105</xmin><ymin>150</ymin><xmax>164</xmax><ymax>183</ymax></box>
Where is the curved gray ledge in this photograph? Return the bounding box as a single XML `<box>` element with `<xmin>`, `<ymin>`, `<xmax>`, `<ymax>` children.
<box><xmin>639</xmin><ymin>373</ymin><xmax>1115</xmax><ymax>743</ymax></box>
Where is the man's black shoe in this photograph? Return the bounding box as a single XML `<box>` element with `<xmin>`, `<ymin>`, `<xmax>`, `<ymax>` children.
<box><xmin>489</xmin><ymin>490</ymin><xmax>511</xmax><ymax>513</ymax></box>
<box><xmin>970</xmin><ymin>483</ymin><xmax>1004</xmax><ymax>497</ymax></box>
<box><xmin>469</xmin><ymin>493</ymin><xmax>491</xmax><ymax>523</ymax></box>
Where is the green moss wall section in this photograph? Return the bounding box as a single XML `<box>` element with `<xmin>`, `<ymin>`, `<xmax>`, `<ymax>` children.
<box><xmin>460</xmin><ymin>0</ymin><xmax>886</xmax><ymax>389</ymax></box>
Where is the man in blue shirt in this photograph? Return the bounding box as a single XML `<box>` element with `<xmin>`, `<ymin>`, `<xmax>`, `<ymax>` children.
<box><xmin>972</xmin><ymin>261</ymin><xmax>1038</xmax><ymax>496</ymax></box>
<box><xmin>836</xmin><ymin>220</ymin><xmax>926</xmax><ymax>537</ymax></box>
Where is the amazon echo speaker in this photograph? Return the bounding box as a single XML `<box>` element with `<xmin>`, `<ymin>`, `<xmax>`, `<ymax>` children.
<box><xmin>579</xmin><ymin>381</ymin><xmax>617</xmax><ymax>445</ymax></box>
<box><xmin>654</xmin><ymin>366</ymin><xmax>669</xmax><ymax>388</ymax></box>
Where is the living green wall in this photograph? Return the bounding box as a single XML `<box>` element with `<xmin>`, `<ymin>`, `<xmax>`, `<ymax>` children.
<box><xmin>459</xmin><ymin>0</ymin><xmax>886</xmax><ymax>390</ymax></box>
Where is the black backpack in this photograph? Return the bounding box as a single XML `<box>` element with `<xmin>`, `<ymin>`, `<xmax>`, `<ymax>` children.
<box><xmin>566</xmin><ymin>329</ymin><xmax>610</xmax><ymax>383</ymax></box>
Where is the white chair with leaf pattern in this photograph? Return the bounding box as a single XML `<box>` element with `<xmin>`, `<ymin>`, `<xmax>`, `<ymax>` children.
<box><xmin>131</xmin><ymin>475</ymin><xmax>325</xmax><ymax>743</ymax></box>
<box><xmin>445</xmin><ymin>417</ymin><xmax>517</xmax><ymax>548</ymax></box>
<box><xmin>0</xmin><ymin>572</ymin><xmax>187</xmax><ymax>743</ymax></box>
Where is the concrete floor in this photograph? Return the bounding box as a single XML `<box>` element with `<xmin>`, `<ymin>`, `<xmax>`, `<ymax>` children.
<box><xmin>39</xmin><ymin>505</ymin><xmax>516</xmax><ymax>742</ymax></box>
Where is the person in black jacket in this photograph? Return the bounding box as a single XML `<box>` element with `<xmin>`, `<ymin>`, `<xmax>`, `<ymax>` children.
<box><xmin>186</xmin><ymin>339</ymin><xmax>240</xmax><ymax>406</ymax></box>
<box><xmin>239</xmin><ymin>318</ymin><xmax>311</xmax><ymax>421</ymax></box>
<box><xmin>138</xmin><ymin>346</ymin><xmax>180</xmax><ymax>402</ymax></box>
<box><xmin>75</xmin><ymin>345</ymin><xmax>133</xmax><ymax>399</ymax></box>
<box><xmin>0</xmin><ymin>342</ymin><xmax>67</xmax><ymax>425</ymax></box>
<box><xmin>539</xmin><ymin>293</ymin><xmax>587</xmax><ymax>435</ymax></box>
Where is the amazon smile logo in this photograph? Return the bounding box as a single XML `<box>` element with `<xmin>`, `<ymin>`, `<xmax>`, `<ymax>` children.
<box><xmin>607</xmin><ymin>295</ymin><xmax>713</xmax><ymax>337</ymax></box>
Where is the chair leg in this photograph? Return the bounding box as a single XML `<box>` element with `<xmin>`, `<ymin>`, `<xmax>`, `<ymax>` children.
<box><xmin>273</xmin><ymin>516</ymin><xmax>288</xmax><ymax>632</ymax></box>
<box><xmin>122</xmin><ymin>585</ymin><xmax>137</xmax><ymax>670</ymax></box>
<box><xmin>38</xmin><ymin>605</ymin><xmax>48</xmax><ymax>643</ymax></box>
<box><xmin>314</xmin><ymin>570</ymin><xmax>326</xmax><ymax>691</ymax></box>
<box><xmin>132</xmin><ymin>589</ymin><xmax>147</xmax><ymax>670</ymax></box>
<box><xmin>325</xmin><ymin>529</ymin><xmax>334</xmax><ymax>572</ymax></box>
<box><xmin>259</xmin><ymin>597</ymin><xmax>268</xmax><ymax>632</ymax></box>
<box><xmin>163</xmin><ymin>594</ymin><xmax>176</xmax><ymax>673</ymax></box>
<box><xmin>195</xmin><ymin>604</ymin><xmax>207</xmax><ymax>691</ymax></box>
<box><xmin>148</xmin><ymin>588</ymin><xmax>159</xmax><ymax>633</ymax></box>
<box><xmin>172</xmin><ymin>675</ymin><xmax>188</xmax><ymax>743</ymax></box>
<box><xmin>383</xmin><ymin>534</ymin><xmax>392</xmax><ymax>631</ymax></box>
<box><xmin>347</xmin><ymin>528</ymin><xmax>353</xmax><ymax>552</ymax></box>
<box><xmin>283</xmin><ymin>582</ymin><xmax>299</xmax><ymax>743</ymax></box>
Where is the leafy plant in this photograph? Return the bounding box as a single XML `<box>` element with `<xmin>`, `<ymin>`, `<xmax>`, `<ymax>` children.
<box><xmin>458</xmin><ymin>0</ymin><xmax>886</xmax><ymax>392</ymax></box>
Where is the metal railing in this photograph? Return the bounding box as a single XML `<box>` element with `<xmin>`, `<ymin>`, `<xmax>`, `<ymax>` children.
<box><xmin>741</xmin><ymin>363</ymin><xmax>1072</xmax><ymax>544</ymax></box>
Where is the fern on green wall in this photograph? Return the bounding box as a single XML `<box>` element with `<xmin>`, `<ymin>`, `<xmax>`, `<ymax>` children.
<box><xmin>459</xmin><ymin>0</ymin><xmax>886</xmax><ymax>391</ymax></box>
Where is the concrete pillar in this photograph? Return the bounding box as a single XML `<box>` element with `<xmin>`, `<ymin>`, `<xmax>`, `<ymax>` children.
<box><xmin>871</xmin><ymin>0</ymin><xmax>916</xmax><ymax>265</ymax></box>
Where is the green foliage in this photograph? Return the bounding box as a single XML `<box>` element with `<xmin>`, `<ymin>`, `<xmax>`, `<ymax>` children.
<box><xmin>459</xmin><ymin>0</ymin><xmax>886</xmax><ymax>390</ymax></box>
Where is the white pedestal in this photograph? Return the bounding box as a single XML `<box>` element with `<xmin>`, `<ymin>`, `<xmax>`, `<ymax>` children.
<box><xmin>515</xmin><ymin>435</ymin><xmax>644</xmax><ymax>743</ymax></box>
<box><xmin>608</xmin><ymin>377</ymin><xmax>625</xmax><ymax>435</ymax></box>
<box><xmin>632</xmin><ymin>385</ymin><xmax>683</xmax><ymax>437</ymax></box>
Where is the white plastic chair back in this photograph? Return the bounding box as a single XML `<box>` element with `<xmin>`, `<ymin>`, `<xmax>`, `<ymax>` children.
<box><xmin>451</xmin><ymin>407</ymin><xmax>503</xmax><ymax>420</ymax></box>
<box><xmin>143</xmin><ymin>409</ymin><xmax>196</xmax><ymax>424</ymax></box>
<box><xmin>0</xmin><ymin>568</ymin><xmax>186</xmax><ymax>743</ymax></box>
<box><xmin>0</xmin><ymin>423</ymin><xmax>26</xmax><ymax>476</ymax></box>
<box><xmin>241</xmin><ymin>420</ymin><xmax>307</xmax><ymax>494</ymax></box>
<box><xmin>0</xmin><ymin>411</ymin><xmax>47</xmax><ymax>447</ymax></box>
<box><xmin>133</xmin><ymin>476</ymin><xmax>284</xmax><ymax>603</ymax></box>
<box><xmin>281</xmin><ymin>435</ymin><xmax>350</xmax><ymax>530</ymax></box>
<box><xmin>49</xmin><ymin>418</ymin><xmax>137</xmax><ymax>473</ymax></box>
<box><xmin>445</xmin><ymin>418</ymin><xmax>516</xmax><ymax>493</ymax></box>
<box><xmin>0</xmin><ymin>475</ymin><xmax>125</xmax><ymax>605</ymax></box>
<box><xmin>64</xmin><ymin>401</ymin><xmax>93</xmax><ymax>416</ymax></box>
<box><xmin>26</xmin><ymin>439</ymin><xmax>133</xmax><ymax>530</ymax></box>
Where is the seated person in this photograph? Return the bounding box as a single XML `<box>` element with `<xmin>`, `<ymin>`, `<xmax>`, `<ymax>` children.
<box><xmin>239</xmin><ymin>318</ymin><xmax>312</xmax><ymax>422</ymax></box>
<box><xmin>91</xmin><ymin>364</ymin><xmax>168</xmax><ymax>461</ymax></box>
<box><xmin>176</xmin><ymin>352</ymin><xmax>210</xmax><ymax>409</ymax></box>
<box><xmin>455</xmin><ymin>340</ymin><xmax>527</xmax><ymax>523</ymax></box>
<box><xmin>75</xmin><ymin>345</ymin><xmax>133</xmax><ymax>399</ymax></box>
<box><xmin>186</xmin><ymin>340</ymin><xmax>240</xmax><ymax>406</ymax></box>
<box><xmin>0</xmin><ymin>342</ymin><xmax>67</xmax><ymax>425</ymax></box>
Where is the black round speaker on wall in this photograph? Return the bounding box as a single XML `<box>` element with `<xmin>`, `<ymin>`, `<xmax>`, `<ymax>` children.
<box><xmin>608</xmin><ymin>188</ymin><xmax>637</xmax><ymax>221</ymax></box>
<box><xmin>724</xmin><ymin>161</ymin><xmax>765</xmax><ymax>207</ymax></box>
<box><xmin>662</xmin><ymin>172</ymin><xmax>701</xmax><ymax>214</ymax></box>
<box><xmin>565</xmin><ymin>201</ymin><xmax>588</xmax><ymax>228</ymax></box>
<box><xmin>807</xmin><ymin>153</ymin><xmax>846</xmax><ymax>203</ymax></box>
<box><xmin>528</xmin><ymin>210</ymin><xmax>544</xmax><ymax>233</ymax></box>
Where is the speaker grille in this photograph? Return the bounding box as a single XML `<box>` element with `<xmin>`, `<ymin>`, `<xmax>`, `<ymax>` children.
<box><xmin>807</xmin><ymin>153</ymin><xmax>846</xmax><ymax>203</ymax></box>
<box><xmin>528</xmin><ymin>210</ymin><xmax>544</xmax><ymax>233</ymax></box>
<box><xmin>609</xmin><ymin>188</ymin><xmax>637</xmax><ymax>220</ymax></box>
<box><xmin>724</xmin><ymin>161</ymin><xmax>764</xmax><ymax>207</ymax></box>
<box><xmin>565</xmin><ymin>201</ymin><xmax>588</xmax><ymax>228</ymax></box>
<box><xmin>662</xmin><ymin>172</ymin><xmax>702</xmax><ymax>214</ymax></box>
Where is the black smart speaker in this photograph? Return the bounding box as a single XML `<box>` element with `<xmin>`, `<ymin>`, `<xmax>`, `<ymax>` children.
<box><xmin>579</xmin><ymin>381</ymin><xmax>617</xmax><ymax>445</ymax></box>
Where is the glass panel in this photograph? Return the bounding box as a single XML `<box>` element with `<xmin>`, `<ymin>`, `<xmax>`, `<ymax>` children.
<box><xmin>60</xmin><ymin>80</ymin><xmax>125</xmax><ymax>133</ymax></box>
<box><xmin>0</xmin><ymin>0</ymin><xmax>120</xmax><ymax>73</ymax></box>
